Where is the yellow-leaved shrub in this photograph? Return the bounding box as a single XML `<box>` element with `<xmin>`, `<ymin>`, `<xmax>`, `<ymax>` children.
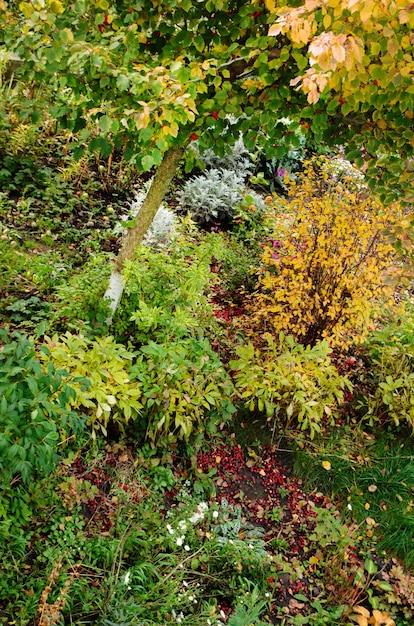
<box><xmin>247</xmin><ymin>157</ymin><xmax>403</xmax><ymax>347</ymax></box>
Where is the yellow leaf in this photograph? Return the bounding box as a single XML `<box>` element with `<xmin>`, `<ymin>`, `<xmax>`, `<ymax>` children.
<box><xmin>309</xmin><ymin>555</ymin><xmax>319</xmax><ymax>564</ymax></box>
<box><xmin>354</xmin><ymin>606</ymin><xmax>370</xmax><ymax>617</ymax></box>
<box><xmin>19</xmin><ymin>1</ymin><xmax>34</xmax><ymax>17</ymax></box>
<box><xmin>48</xmin><ymin>0</ymin><xmax>65</xmax><ymax>14</ymax></box>
<box><xmin>321</xmin><ymin>460</ymin><xmax>331</xmax><ymax>470</ymax></box>
<box><xmin>268</xmin><ymin>23</ymin><xmax>282</xmax><ymax>37</ymax></box>
<box><xmin>323</xmin><ymin>13</ymin><xmax>332</xmax><ymax>28</ymax></box>
<box><xmin>353</xmin><ymin>616</ymin><xmax>368</xmax><ymax>626</ymax></box>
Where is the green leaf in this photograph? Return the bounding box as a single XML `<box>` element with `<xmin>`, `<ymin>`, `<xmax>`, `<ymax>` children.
<box><xmin>364</xmin><ymin>558</ymin><xmax>378</xmax><ymax>576</ymax></box>
<box><xmin>141</xmin><ymin>154</ymin><xmax>155</xmax><ymax>171</ymax></box>
<box><xmin>116</xmin><ymin>74</ymin><xmax>130</xmax><ymax>91</ymax></box>
<box><xmin>98</xmin><ymin>115</ymin><xmax>112</xmax><ymax>134</ymax></box>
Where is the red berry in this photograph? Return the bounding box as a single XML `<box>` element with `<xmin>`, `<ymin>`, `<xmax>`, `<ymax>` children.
<box><xmin>212</xmin><ymin>111</ymin><xmax>219</xmax><ymax>120</ymax></box>
<box><xmin>190</xmin><ymin>133</ymin><xmax>198</xmax><ymax>140</ymax></box>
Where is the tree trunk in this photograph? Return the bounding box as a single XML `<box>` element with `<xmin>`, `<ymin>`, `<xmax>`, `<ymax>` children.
<box><xmin>104</xmin><ymin>143</ymin><xmax>185</xmax><ymax>322</ymax></box>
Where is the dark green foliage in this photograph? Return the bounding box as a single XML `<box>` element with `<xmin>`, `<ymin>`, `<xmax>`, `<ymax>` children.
<box><xmin>0</xmin><ymin>331</ymin><xmax>85</xmax><ymax>485</ymax></box>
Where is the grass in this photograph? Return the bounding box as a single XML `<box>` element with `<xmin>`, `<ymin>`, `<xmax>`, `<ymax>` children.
<box><xmin>292</xmin><ymin>427</ymin><xmax>414</xmax><ymax>568</ymax></box>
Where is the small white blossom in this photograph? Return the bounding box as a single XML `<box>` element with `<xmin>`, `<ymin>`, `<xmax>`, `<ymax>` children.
<box><xmin>265</xmin><ymin>592</ymin><xmax>270</xmax><ymax>598</ymax></box>
<box><xmin>347</xmin><ymin>503</ymin><xmax>353</xmax><ymax>511</ymax></box>
<box><xmin>166</xmin><ymin>524</ymin><xmax>174</xmax><ymax>535</ymax></box>
<box><xmin>123</xmin><ymin>571</ymin><xmax>131</xmax><ymax>585</ymax></box>
<box><xmin>189</xmin><ymin>502</ymin><xmax>209</xmax><ymax>524</ymax></box>
<box><xmin>184</xmin><ymin>544</ymin><xmax>190</xmax><ymax>552</ymax></box>
<box><xmin>212</xmin><ymin>510</ymin><xmax>219</xmax><ymax>519</ymax></box>
<box><xmin>178</xmin><ymin>520</ymin><xmax>188</xmax><ymax>532</ymax></box>
<box><xmin>176</xmin><ymin>535</ymin><xmax>185</xmax><ymax>546</ymax></box>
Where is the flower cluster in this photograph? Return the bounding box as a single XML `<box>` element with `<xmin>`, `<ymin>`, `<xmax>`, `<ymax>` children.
<box><xmin>166</xmin><ymin>502</ymin><xmax>210</xmax><ymax>551</ymax></box>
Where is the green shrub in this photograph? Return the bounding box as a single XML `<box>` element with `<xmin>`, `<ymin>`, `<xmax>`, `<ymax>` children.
<box><xmin>50</xmin><ymin>253</ymin><xmax>113</xmax><ymax>335</ymax></box>
<box><xmin>113</xmin><ymin>228</ymin><xmax>224</xmax><ymax>345</ymax></box>
<box><xmin>361</xmin><ymin>310</ymin><xmax>414</xmax><ymax>431</ymax></box>
<box><xmin>230</xmin><ymin>333</ymin><xmax>351</xmax><ymax>439</ymax></box>
<box><xmin>131</xmin><ymin>336</ymin><xmax>236</xmax><ymax>442</ymax></box>
<box><xmin>40</xmin><ymin>333</ymin><xmax>143</xmax><ymax>436</ymax></box>
<box><xmin>0</xmin><ymin>331</ymin><xmax>84</xmax><ymax>485</ymax></box>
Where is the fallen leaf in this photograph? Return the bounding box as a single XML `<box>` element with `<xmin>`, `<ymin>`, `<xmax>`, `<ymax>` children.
<box><xmin>288</xmin><ymin>598</ymin><xmax>305</xmax><ymax>611</ymax></box>
<box><xmin>215</xmin><ymin>456</ymin><xmax>221</xmax><ymax>464</ymax></box>
<box><xmin>353</xmin><ymin>606</ymin><xmax>370</xmax><ymax>617</ymax></box>
<box><xmin>368</xmin><ymin>485</ymin><xmax>377</xmax><ymax>492</ymax></box>
<box><xmin>256</xmin><ymin>505</ymin><xmax>265</xmax><ymax>519</ymax></box>
<box><xmin>321</xmin><ymin>460</ymin><xmax>331</xmax><ymax>470</ymax></box>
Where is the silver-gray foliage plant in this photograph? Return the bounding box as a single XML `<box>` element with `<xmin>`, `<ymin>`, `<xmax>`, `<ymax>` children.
<box><xmin>178</xmin><ymin>126</ymin><xmax>266</xmax><ymax>224</ymax></box>
<box><xmin>114</xmin><ymin>184</ymin><xmax>177</xmax><ymax>246</ymax></box>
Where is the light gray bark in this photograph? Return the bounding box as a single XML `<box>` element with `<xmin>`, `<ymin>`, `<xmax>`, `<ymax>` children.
<box><xmin>104</xmin><ymin>143</ymin><xmax>185</xmax><ymax>323</ymax></box>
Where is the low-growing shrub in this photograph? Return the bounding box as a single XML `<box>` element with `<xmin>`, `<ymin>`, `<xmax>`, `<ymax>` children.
<box><xmin>230</xmin><ymin>333</ymin><xmax>351</xmax><ymax>439</ymax></box>
<box><xmin>361</xmin><ymin>310</ymin><xmax>414</xmax><ymax>431</ymax></box>
<box><xmin>131</xmin><ymin>336</ymin><xmax>236</xmax><ymax>442</ymax></box>
<box><xmin>0</xmin><ymin>331</ymin><xmax>84</xmax><ymax>485</ymax></box>
<box><xmin>40</xmin><ymin>333</ymin><xmax>143</xmax><ymax>437</ymax></box>
<box><xmin>50</xmin><ymin>253</ymin><xmax>112</xmax><ymax>335</ymax></box>
<box><xmin>177</xmin><ymin>167</ymin><xmax>265</xmax><ymax>226</ymax></box>
<box><xmin>247</xmin><ymin>157</ymin><xmax>402</xmax><ymax>347</ymax></box>
<box><xmin>113</xmin><ymin>228</ymin><xmax>224</xmax><ymax>345</ymax></box>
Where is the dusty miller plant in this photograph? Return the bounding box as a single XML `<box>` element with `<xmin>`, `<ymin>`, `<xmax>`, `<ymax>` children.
<box><xmin>178</xmin><ymin>168</ymin><xmax>265</xmax><ymax>225</ymax></box>
<box><xmin>114</xmin><ymin>184</ymin><xmax>177</xmax><ymax>246</ymax></box>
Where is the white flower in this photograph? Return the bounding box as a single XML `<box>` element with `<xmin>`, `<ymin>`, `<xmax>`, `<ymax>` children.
<box><xmin>212</xmin><ymin>510</ymin><xmax>219</xmax><ymax>519</ymax></box>
<box><xmin>166</xmin><ymin>524</ymin><xmax>174</xmax><ymax>535</ymax></box>
<box><xmin>189</xmin><ymin>502</ymin><xmax>209</xmax><ymax>524</ymax></box>
<box><xmin>176</xmin><ymin>535</ymin><xmax>185</xmax><ymax>546</ymax></box>
<box><xmin>347</xmin><ymin>503</ymin><xmax>353</xmax><ymax>511</ymax></box>
<box><xmin>184</xmin><ymin>544</ymin><xmax>190</xmax><ymax>552</ymax></box>
<box><xmin>220</xmin><ymin>609</ymin><xmax>226</xmax><ymax>619</ymax></box>
<box><xmin>123</xmin><ymin>571</ymin><xmax>131</xmax><ymax>585</ymax></box>
<box><xmin>265</xmin><ymin>592</ymin><xmax>270</xmax><ymax>598</ymax></box>
<box><xmin>178</xmin><ymin>520</ymin><xmax>188</xmax><ymax>532</ymax></box>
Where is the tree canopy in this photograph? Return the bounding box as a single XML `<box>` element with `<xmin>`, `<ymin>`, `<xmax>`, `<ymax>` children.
<box><xmin>1</xmin><ymin>0</ymin><xmax>413</xmax><ymax>203</ymax></box>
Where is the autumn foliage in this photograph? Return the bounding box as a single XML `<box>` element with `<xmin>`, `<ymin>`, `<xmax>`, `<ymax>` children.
<box><xmin>247</xmin><ymin>157</ymin><xmax>402</xmax><ymax>347</ymax></box>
